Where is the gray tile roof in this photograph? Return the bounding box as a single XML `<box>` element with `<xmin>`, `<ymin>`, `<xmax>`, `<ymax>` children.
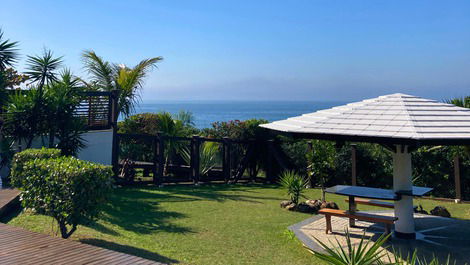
<box><xmin>260</xmin><ymin>93</ymin><xmax>470</xmax><ymax>144</ymax></box>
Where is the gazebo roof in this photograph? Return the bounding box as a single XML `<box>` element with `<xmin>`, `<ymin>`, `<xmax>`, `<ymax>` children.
<box><xmin>260</xmin><ymin>93</ymin><xmax>470</xmax><ymax>146</ymax></box>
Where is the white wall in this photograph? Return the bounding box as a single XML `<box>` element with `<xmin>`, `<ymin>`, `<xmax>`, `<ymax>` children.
<box><xmin>77</xmin><ymin>129</ymin><xmax>113</xmax><ymax>165</ymax></box>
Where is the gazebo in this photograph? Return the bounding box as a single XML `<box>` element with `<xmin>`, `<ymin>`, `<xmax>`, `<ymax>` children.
<box><xmin>261</xmin><ymin>93</ymin><xmax>470</xmax><ymax>239</ymax></box>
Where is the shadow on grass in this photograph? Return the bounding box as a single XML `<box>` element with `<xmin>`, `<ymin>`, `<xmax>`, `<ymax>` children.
<box><xmin>80</xmin><ymin>238</ymin><xmax>179</xmax><ymax>264</ymax></box>
<box><xmin>92</xmin><ymin>183</ymin><xmax>283</xmax><ymax>236</ymax></box>
<box><xmin>122</xmin><ymin>183</ymin><xmax>284</xmax><ymax>204</ymax></box>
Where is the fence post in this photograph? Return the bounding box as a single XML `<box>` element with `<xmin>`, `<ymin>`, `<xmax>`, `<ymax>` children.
<box><xmin>111</xmin><ymin>133</ymin><xmax>120</xmax><ymax>178</ymax></box>
<box><xmin>351</xmin><ymin>144</ymin><xmax>357</xmax><ymax>186</ymax></box>
<box><xmin>223</xmin><ymin>137</ymin><xmax>232</xmax><ymax>183</ymax></box>
<box><xmin>454</xmin><ymin>155</ymin><xmax>462</xmax><ymax>203</ymax></box>
<box><xmin>191</xmin><ymin>135</ymin><xmax>201</xmax><ymax>184</ymax></box>
<box><xmin>156</xmin><ymin>134</ymin><xmax>165</xmax><ymax>184</ymax></box>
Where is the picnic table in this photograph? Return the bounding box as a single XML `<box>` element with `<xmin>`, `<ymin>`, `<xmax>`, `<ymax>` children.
<box><xmin>324</xmin><ymin>185</ymin><xmax>432</xmax><ymax>229</ymax></box>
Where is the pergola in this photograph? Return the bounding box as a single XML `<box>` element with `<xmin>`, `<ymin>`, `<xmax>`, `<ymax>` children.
<box><xmin>261</xmin><ymin>93</ymin><xmax>470</xmax><ymax>239</ymax></box>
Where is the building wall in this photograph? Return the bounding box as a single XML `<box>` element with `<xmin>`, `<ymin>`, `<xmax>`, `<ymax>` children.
<box><xmin>77</xmin><ymin>129</ymin><xmax>114</xmax><ymax>165</ymax></box>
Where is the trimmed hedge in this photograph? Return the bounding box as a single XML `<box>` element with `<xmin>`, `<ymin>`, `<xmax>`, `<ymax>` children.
<box><xmin>10</xmin><ymin>148</ymin><xmax>62</xmax><ymax>187</ymax></box>
<box><xmin>10</xmin><ymin>149</ymin><xmax>114</xmax><ymax>238</ymax></box>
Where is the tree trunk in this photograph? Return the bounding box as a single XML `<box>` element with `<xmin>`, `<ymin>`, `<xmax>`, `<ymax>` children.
<box><xmin>58</xmin><ymin>220</ymin><xmax>77</xmax><ymax>239</ymax></box>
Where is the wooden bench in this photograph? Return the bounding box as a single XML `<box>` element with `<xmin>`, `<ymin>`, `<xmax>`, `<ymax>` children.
<box><xmin>318</xmin><ymin>208</ymin><xmax>398</xmax><ymax>235</ymax></box>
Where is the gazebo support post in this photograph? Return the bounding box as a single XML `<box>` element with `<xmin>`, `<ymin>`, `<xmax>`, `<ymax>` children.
<box><xmin>393</xmin><ymin>145</ymin><xmax>416</xmax><ymax>239</ymax></box>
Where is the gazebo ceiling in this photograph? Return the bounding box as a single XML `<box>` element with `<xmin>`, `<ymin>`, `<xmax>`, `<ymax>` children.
<box><xmin>260</xmin><ymin>93</ymin><xmax>470</xmax><ymax>146</ymax></box>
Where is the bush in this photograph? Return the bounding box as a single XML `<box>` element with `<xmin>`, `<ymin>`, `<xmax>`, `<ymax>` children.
<box><xmin>13</xmin><ymin>156</ymin><xmax>113</xmax><ymax>238</ymax></box>
<box><xmin>10</xmin><ymin>148</ymin><xmax>61</xmax><ymax>187</ymax></box>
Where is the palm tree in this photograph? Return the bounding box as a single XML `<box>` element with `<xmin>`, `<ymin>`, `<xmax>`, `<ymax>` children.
<box><xmin>0</xmin><ymin>29</ymin><xmax>19</xmax><ymax>71</ymax></box>
<box><xmin>445</xmin><ymin>96</ymin><xmax>470</xmax><ymax>108</ymax></box>
<box><xmin>25</xmin><ymin>49</ymin><xmax>63</xmax><ymax>91</ymax></box>
<box><xmin>81</xmin><ymin>50</ymin><xmax>163</xmax><ymax>118</ymax></box>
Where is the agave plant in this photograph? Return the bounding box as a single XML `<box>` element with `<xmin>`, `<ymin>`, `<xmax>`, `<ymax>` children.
<box><xmin>279</xmin><ymin>170</ymin><xmax>307</xmax><ymax>205</ymax></box>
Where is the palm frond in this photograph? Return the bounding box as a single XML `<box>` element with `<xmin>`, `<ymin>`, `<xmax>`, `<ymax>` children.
<box><xmin>25</xmin><ymin>48</ymin><xmax>63</xmax><ymax>89</ymax></box>
<box><xmin>0</xmin><ymin>29</ymin><xmax>20</xmax><ymax>71</ymax></box>
<box><xmin>81</xmin><ymin>50</ymin><xmax>115</xmax><ymax>90</ymax></box>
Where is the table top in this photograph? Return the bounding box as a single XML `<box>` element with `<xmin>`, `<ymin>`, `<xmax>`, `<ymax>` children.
<box><xmin>325</xmin><ymin>185</ymin><xmax>433</xmax><ymax>201</ymax></box>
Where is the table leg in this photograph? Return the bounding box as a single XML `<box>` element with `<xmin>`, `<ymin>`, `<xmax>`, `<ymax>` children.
<box><xmin>349</xmin><ymin>195</ymin><xmax>356</xmax><ymax>227</ymax></box>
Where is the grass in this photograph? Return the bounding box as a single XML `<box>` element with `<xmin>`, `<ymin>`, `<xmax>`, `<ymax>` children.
<box><xmin>4</xmin><ymin>184</ymin><xmax>470</xmax><ymax>264</ymax></box>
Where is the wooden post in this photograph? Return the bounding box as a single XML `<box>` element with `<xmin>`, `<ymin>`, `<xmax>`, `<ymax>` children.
<box><xmin>348</xmin><ymin>195</ymin><xmax>356</xmax><ymax>227</ymax></box>
<box><xmin>157</xmin><ymin>134</ymin><xmax>164</xmax><ymax>183</ymax></box>
<box><xmin>307</xmin><ymin>141</ymin><xmax>314</xmax><ymax>188</ymax></box>
<box><xmin>223</xmin><ymin>137</ymin><xmax>231</xmax><ymax>183</ymax></box>
<box><xmin>152</xmin><ymin>136</ymin><xmax>159</xmax><ymax>185</ymax></box>
<box><xmin>351</xmin><ymin>144</ymin><xmax>357</xmax><ymax>186</ymax></box>
<box><xmin>111</xmin><ymin>133</ymin><xmax>120</xmax><ymax>178</ymax></box>
<box><xmin>454</xmin><ymin>155</ymin><xmax>462</xmax><ymax>202</ymax></box>
<box><xmin>266</xmin><ymin>140</ymin><xmax>274</xmax><ymax>183</ymax></box>
<box><xmin>110</xmin><ymin>90</ymin><xmax>120</xmax><ymax>178</ymax></box>
<box><xmin>191</xmin><ymin>136</ymin><xmax>201</xmax><ymax>184</ymax></box>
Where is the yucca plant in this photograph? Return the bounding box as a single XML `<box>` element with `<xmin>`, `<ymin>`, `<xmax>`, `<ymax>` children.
<box><xmin>312</xmin><ymin>229</ymin><xmax>459</xmax><ymax>265</ymax></box>
<box><xmin>312</xmin><ymin>229</ymin><xmax>390</xmax><ymax>265</ymax></box>
<box><xmin>279</xmin><ymin>170</ymin><xmax>307</xmax><ymax>205</ymax></box>
<box><xmin>182</xmin><ymin>141</ymin><xmax>220</xmax><ymax>176</ymax></box>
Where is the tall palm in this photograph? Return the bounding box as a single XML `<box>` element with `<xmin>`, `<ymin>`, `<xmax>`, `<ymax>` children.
<box><xmin>445</xmin><ymin>96</ymin><xmax>470</xmax><ymax>109</ymax></box>
<box><xmin>25</xmin><ymin>49</ymin><xmax>63</xmax><ymax>91</ymax></box>
<box><xmin>81</xmin><ymin>50</ymin><xmax>163</xmax><ymax>118</ymax></box>
<box><xmin>0</xmin><ymin>29</ymin><xmax>19</xmax><ymax>71</ymax></box>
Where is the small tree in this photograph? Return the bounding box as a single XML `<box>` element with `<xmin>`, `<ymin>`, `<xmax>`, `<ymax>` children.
<box><xmin>11</xmin><ymin>152</ymin><xmax>113</xmax><ymax>238</ymax></box>
<box><xmin>279</xmin><ymin>170</ymin><xmax>307</xmax><ymax>205</ymax></box>
<box><xmin>306</xmin><ymin>140</ymin><xmax>336</xmax><ymax>201</ymax></box>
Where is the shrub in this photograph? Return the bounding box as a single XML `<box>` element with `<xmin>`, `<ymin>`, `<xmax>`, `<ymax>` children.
<box><xmin>10</xmin><ymin>148</ymin><xmax>61</xmax><ymax>187</ymax></box>
<box><xmin>15</xmin><ymin>156</ymin><xmax>113</xmax><ymax>238</ymax></box>
<box><xmin>279</xmin><ymin>170</ymin><xmax>307</xmax><ymax>205</ymax></box>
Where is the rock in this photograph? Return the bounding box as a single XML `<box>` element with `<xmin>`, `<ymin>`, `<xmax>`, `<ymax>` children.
<box><xmin>305</xmin><ymin>199</ymin><xmax>322</xmax><ymax>213</ymax></box>
<box><xmin>320</xmin><ymin>201</ymin><xmax>339</xmax><ymax>210</ymax></box>
<box><xmin>285</xmin><ymin>203</ymin><xmax>297</xmax><ymax>211</ymax></box>
<box><xmin>430</xmin><ymin>206</ymin><xmax>451</xmax><ymax>218</ymax></box>
<box><xmin>280</xmin><ymin>200</ymin><xmax>293</xmax><ymax>208</ymax></box>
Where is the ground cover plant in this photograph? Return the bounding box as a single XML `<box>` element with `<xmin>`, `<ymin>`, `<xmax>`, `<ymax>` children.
<box><xmin>5</xmin><ymin>184</ymin><xmax>470</xmax><ymax>265</ymax></box>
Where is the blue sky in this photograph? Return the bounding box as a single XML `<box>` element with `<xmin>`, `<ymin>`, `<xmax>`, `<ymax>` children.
<box><xmin>1</xmin><ymin>0</ymin><xmax>469</xmax><ymax>101</ymax></box>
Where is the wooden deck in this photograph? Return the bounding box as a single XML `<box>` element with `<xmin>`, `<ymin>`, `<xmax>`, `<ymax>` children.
<box><xmin>0</xmin><ymin>189</ymin><xmax>164</xmax><ymax>264</ymax></box>
<box><xmin>0</xmin><ymin>188</ymin><xmax>20</xmax><ymax>218</ymax></box>
<box><xmin>0</xmin><ymin>223</ymin><xmax>164</xmax><ymax>264</ymax></box>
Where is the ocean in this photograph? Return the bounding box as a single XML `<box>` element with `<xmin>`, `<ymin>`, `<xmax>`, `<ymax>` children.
<box><xmin>132</xmin><ymin>100</ymin><xmax>345</xmax><ymax>129</ymax></box>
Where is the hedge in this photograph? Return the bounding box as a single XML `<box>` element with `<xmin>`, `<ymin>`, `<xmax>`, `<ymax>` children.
<box><xmin>10</xmin><ymin>148</ymin><xmax>62</xmax><ymax>187</ymax></box>
<box><xmin>10</xmin><ymin>150</ymin><xmax>114</xmax><ymax>238</ymax></box>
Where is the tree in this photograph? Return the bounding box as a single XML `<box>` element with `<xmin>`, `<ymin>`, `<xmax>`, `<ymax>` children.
<box><xmin>25</xmin><ymin>49</ymin><xmax>63</xmax><ymax>91</ymax></box>
<box><xmin>81</xmin><ymin>50</ymin><xmax>163</xmax><ymax>118</ymax></box>
<box><xmin>445</xmin><ymin>96</ymin><xmax>470</xmax><ymax>108</ymax></box>
<box><xmin>306</xmin><ymin>140</ymin><xmax>336</xmax><ymax>201</ymax></box>
<box><xmin>0</xmin><ymin>29</ymin><xmax>19</xmax><ymax>71</ymax></box>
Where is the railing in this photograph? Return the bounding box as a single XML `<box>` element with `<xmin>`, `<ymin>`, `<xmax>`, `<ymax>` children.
<box><xmin>112</xmin><ymin>133</ymin><xmax>292</xmax><ymax>185</ymax></box>
<box><xmin>75</xmin><ymin>91</ymin><xmax>118</xmax><ymax>130</ymax></box>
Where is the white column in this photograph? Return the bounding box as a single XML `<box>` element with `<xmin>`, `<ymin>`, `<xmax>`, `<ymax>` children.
<box><xmin>393</xmin><ymin>145</ymin><xmax>415</xmax><ymax>238</ymax></box>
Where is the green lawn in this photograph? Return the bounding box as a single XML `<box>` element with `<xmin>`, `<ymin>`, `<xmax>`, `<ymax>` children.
<box><xmin>4</xmin><ymin>184</ymin><xmax>470</xmax><ymax>265</ymax></box>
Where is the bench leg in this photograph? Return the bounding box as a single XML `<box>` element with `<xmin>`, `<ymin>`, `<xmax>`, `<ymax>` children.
<box><xmin>384</xmin><ymin>224</ymin><xmax>391</xmax><ymax>236</ymax></box>
<box><xmin>325</xmin><ymin>215</ymin><xmax>332</xmax><ymax>234</ymax></box>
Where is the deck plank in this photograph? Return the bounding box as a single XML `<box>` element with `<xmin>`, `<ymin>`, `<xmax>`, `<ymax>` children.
<box><xmin>0</xmin><ymin>223</ymin><xmax>164</xmax><ymax>264</ymax></box>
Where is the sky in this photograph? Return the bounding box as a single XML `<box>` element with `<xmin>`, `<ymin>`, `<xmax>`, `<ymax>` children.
<box><xmin>1</xmin><ymin>0</ymin><xmax>470</xmax><ymax>101</ymax></box>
